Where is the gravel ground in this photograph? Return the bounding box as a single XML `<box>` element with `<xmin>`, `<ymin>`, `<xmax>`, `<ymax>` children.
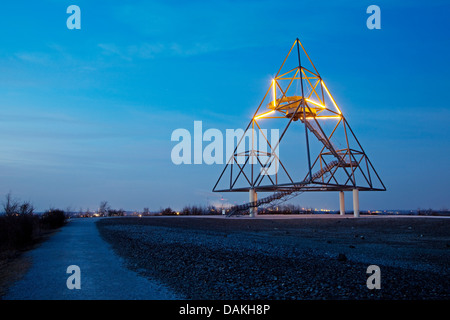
<box><xmin>97</xmin><ymin>216</ymin><xmax>450</xmax><ymax>300</ymax></box>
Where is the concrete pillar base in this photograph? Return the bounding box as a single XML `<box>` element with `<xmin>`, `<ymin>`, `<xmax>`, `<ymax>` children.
<box><xmin>249</xmin><ymin>188</ymin><xmax>257</xmax><ymax>217</ymax></box>
<box><xmin>353</xmin><ymin>188</ymin><xmax>360</xmax><ymax>217</ymax></box>
<box><xmin>339</xmin><ymin>191</ymin><xmax>345</xmax><ymax>216</ymax></box>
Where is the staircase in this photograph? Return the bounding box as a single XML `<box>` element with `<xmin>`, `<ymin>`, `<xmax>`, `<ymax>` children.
<box><xmin>303</xmin><ymin>120</ymin><xmax>343</xmax><ymax>163</ymax></box>
<box><xmin>227</xmin><ymin>160</ymin><xmax>338</xmax><ymax>216</ymax></box>
<box><xmin>226</xmin><ymin>116</ymin><xmax>353</xmax><ymax>217</ymax></box>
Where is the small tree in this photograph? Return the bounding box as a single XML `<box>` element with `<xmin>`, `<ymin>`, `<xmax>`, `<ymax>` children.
<box><xmin>18</xmin><ymin>201</ymin><xmax>34</xmax><ymax>215</ymax></box>
<box><xmin>3</xmin><ymin>193</ymin><xmax>34</xmax><ymax>216</ymax></box>
<box><xmin>161</xmin><ymin>207</ymin><xmax>175</xmax><ymax>215</ymax></box>
<box><xmin>99</xmin><ymin>201</ymin><xmax>110</xmax><ymax>216</ymax></box>
<box><xmin>41</xmin><ymin>209</ymin><xmax>67</xmax><ymax>229</ymax></box>
<box><xmin>3</xmin><ymin>192</ymin><xmax>19</xmax><ymax>216</ymax></box>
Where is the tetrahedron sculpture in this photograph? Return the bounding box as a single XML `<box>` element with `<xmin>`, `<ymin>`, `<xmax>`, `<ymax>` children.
<box><xmin>213</xmin><ymin>38</ymin><xmax>385</xmax><ymax>216</ymax></box>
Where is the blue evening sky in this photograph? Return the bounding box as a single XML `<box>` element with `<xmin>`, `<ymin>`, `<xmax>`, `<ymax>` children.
<box><xmin>0</xmin><ymin>0</ymin><xmax>449</xmax><ymax>211</ymax></box>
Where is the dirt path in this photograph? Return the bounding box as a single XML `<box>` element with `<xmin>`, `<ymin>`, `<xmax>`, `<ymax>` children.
<box><xmin>3</xmin><ymin>218</ymin><xmax>179</xmax><ymax>300</ymax></box>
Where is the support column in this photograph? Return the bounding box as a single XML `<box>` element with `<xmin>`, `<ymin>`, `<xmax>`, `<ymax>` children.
<box><xmin>339</xmin><ymin>191</ymin><xmax>345</xmax><ymax>216</ymax></box>
<box><xmin>353</xmin><ymin>188</ymin><xmax>360</xmax><ymax>217</ymax></box>
<box><xmin>249</xmin><ymin>188</ymin><xmax>257</xmax><ymax>217</ymax></box>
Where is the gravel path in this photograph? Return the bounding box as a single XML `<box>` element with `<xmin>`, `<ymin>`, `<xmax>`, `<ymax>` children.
<box><xmin>97</xmin><ymin>216</ymin><xmax>450</xmax><ymax>300</ymax></box>
<box><xmin>4</xmin><ymin>218</ymin><xmax>179</xmax><ymax>300</ymax></box>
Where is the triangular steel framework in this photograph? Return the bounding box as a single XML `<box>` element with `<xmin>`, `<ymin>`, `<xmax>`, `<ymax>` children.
<box><xmin>213</xmin><ymin>38</ymin><xmax>385</xmax><ymax>210</ymax></box>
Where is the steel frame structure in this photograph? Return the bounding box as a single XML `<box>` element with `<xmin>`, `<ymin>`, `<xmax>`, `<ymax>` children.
<box><xmin>213</xmin><ymin>38</ymin><xmax>385</xmax><ymax>207</ymax></box>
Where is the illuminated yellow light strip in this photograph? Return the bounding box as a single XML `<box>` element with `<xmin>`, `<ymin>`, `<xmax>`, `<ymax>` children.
<box><xmin>321</xmin><ymin>80</ymin><xmax>342</xmax><ymax>114</ymax></box>
<box><xmin>272</xmin><ymin>79</ymin><xmax>276</xmax><ymax>108</ymax></box>
<box><xmin>305</xmin><ymin>98</ymin><xmax>325</xmax><ymax>109</ymax></box>
<box><xmin>254</xmin><ymin>110</ymin><xmax>275</xmax><ymax>120</ymax></box>
<box><xmin>311</xmin><ymin>116</ymin><xmax>341</xmax><ymax>119</ymax></box>
<box><xmin>303</xmin><ymin>116</ymin><xmax>340</xmax><ymax>120</ymax></box>
<box><xmin>304</xmin><ymin>117</ymin><xmax>340</xmax><ymax>120</ymax></box>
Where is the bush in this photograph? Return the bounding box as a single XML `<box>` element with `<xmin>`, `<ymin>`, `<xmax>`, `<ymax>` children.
<box><xmin>107</xmin><ymin>209</ymin><xmax>125</xmax><ymax>217</ymax></box>
<box><xmin>40</xmin><ymin>209</ymin><xmax>67</xmax><ymax>229</ymax></box>
<box><xmin>0</xmin><ymin>193</ymin><xmax>40</xmax><ymax>250</ymax></box>
<box><xmin>0</xmin><ymin>214</ymin><xmax>39</xmax><ymax>249</ymax></box>
<box><xmin>180</xmin><ymin>205</ymin><xmax>219</xmax><ymax>215</ymax></box>
<box><xmin>0</xmin><ymin>193</ymin><xmax>68</xmax><ymax>252</ymax></box>
<box><xmin>161</xmin><ymin>207</ymin><xmax>175</xmax><ymax>215</ymax></box>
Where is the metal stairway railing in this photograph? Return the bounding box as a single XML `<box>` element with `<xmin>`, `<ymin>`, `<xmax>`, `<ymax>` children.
<box><xmin>303</xmin><ymin>120</ymin><xmax>343</xmax><ymax>163</ymax></box>
<box><xmin>225</xmin><ymin>115</ymin><xmax>351</xmax><ymax>217</ymax></box>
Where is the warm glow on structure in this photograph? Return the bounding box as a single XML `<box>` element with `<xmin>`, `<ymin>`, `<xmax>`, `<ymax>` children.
<box><xmin>305</xmin><ymin>98</ymin><xmax>325</xmax><ymax>109</ymax></box>
<box><xmin>254</xmin><ymin>79</ymin><xmax>342</xmax><ymax>121</ymax></box>
<box><xmin>272</xmin><ymin>79</ymin><xmax>276</xmax><ymax>107</ymax></box>
<box><xmin>307</xmin><ymin>115</ymin><xmax>341</xmax><ymax>120</ymax></box>
<box><xmin>254</xmin><ymin>110</ymin><xmax>275</xmax><ymax>120</ymax></box>
<box><xmin>321</xmin><ymin>80</ymin><xmax>342</xmax><ymax>114</ymax></box>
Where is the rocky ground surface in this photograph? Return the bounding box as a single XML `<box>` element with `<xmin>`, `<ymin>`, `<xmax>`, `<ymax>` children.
<box><xmin>97</xmin><ymin>216</ymin><xmax>450</xmax><ymax>300</ymax></box>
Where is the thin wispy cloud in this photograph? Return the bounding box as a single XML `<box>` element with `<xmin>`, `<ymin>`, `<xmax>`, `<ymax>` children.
<box><xmin>15</xmin><ymin>52</ymin><xmax>51</xmax><ymax>65</ymax></box>
<box><xmin>109</xmin><ymin>0</ymin><xmax>293</xmax><ymax>56</ymax></box>
<box><xmin>98</xmin><ymin>42</ymin><xmax>166</xmax><ymax>60</ymax></box>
